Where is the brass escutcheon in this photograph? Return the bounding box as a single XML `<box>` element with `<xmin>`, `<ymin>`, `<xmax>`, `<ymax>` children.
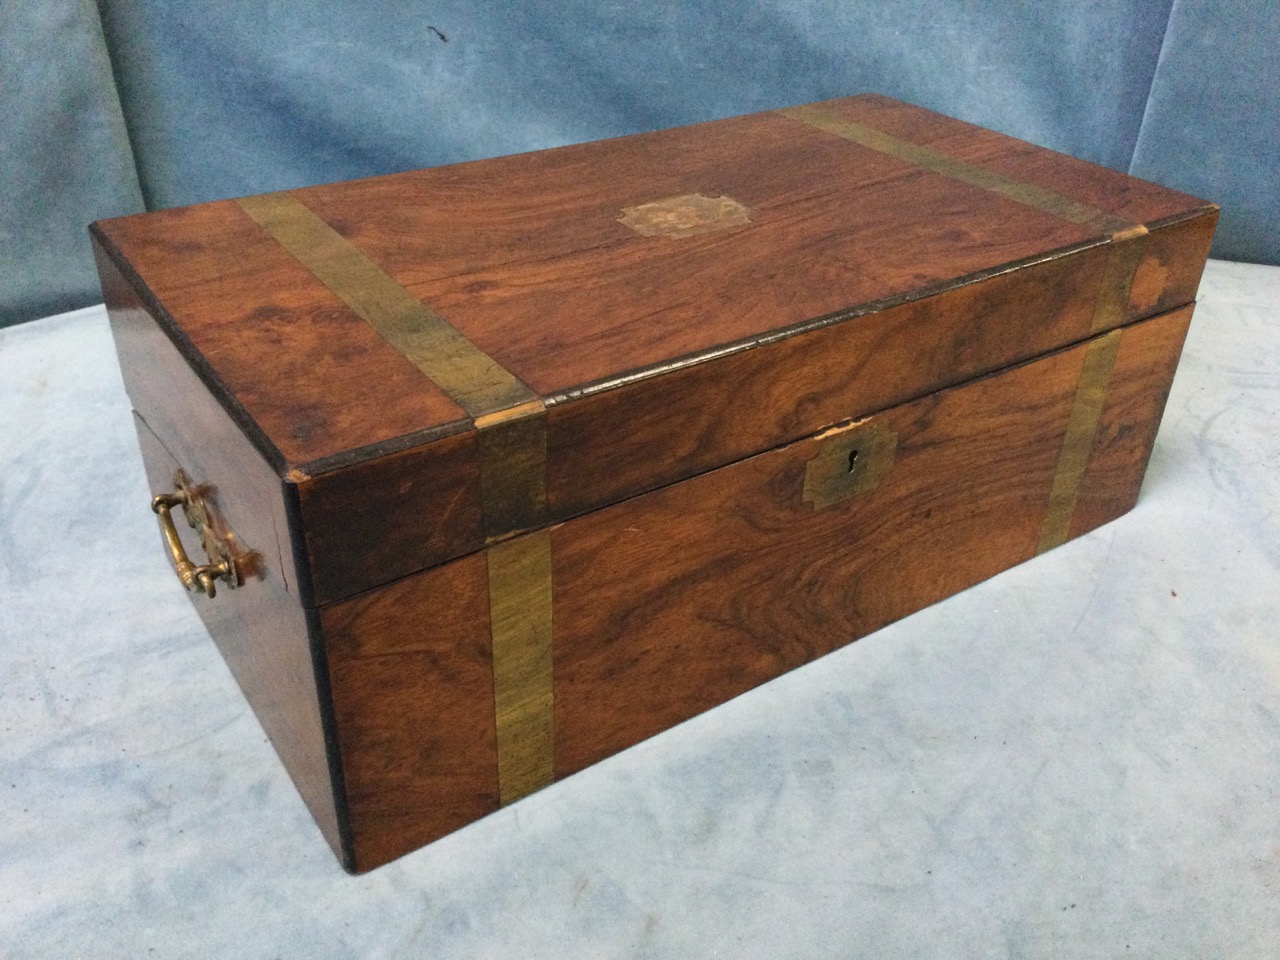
<box><xmin>618</xmin><ymin>193</ymin><xmax>752</xmax><ymax>239</ymax></box>
<box><xmin>803</xmin><ymin>418</ymin><xmax>898</xmax><ymax>510</ymax></box>
<box><xmin>150</xmin><ymin>471</ymin><xmax>242</xmax><ymax>598</ymax></box>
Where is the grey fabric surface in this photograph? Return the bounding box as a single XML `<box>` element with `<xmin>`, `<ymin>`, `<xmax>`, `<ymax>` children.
<box><xmin>1130</xmin><ymin>0</ymin><xmax>1280</xmax><ymax>265</ymax></box>
<box><xmin>1</xmin><ymin>0</ymin><xmax>1277</xmax><ymax>325</ymax></box>
<box><xmin>0</xmin><ymin>0</ymin><xmax>143</xmax><ymax>326</ymax></box>
<box><xmin>3</xmin><ymin>260</ymin><xmax>1278</xmax><ymax>955</ymax></box>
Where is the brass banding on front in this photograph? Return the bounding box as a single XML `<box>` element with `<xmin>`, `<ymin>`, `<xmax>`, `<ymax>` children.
<box><xmin>488</xmin><ymin>532</ymin><xmax>556</xmax><ymax>805</ymax></box>
<box><xmin>1037</xmin><ymin>328</ymin><xmax>1124</xmax><ymax>552</ymax></box>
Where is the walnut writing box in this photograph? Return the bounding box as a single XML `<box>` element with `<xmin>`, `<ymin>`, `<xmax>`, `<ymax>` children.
<box><xmin>91</xmin><ymin>94</ymin><xmax>1216</xmax><ymax>872</ymax></box>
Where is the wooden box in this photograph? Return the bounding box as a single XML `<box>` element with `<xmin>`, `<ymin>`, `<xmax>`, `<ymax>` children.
<box><xmin>91</xmin><ymin>94</ymin><xmax>1216</xmax><ymax>873</ymax></box>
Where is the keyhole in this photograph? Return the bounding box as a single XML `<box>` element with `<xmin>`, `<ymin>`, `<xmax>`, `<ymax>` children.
<box><xmin>847</xmin><ymin>449</ymin><xmax>860</xmax><ymax>473</ymax></box>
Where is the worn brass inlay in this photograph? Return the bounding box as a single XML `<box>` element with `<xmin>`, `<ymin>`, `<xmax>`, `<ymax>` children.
<box><xmin>238</xmin><ymin>192</ymin><xmax>549</xmax><ymax>539</ymax></box>
<box><xmin>619</xmin><ymin>193</ymin><xmax>752</xmax><ymax>239</ymax></box>
<box><xmin>488</xmin><ymin>531</ymin><xmax>555</xmax><ymax>805</ymax></box>
<box><xmin>1090</xmin><ymin>224</ymin><xmax>1150</xmax><ymax>334</ymax></box>
<box><xmin>1128</xmin><ymin>250</ymin><xmax>1171</xmax><ymax>315</ymax></box>
<box><xmin>803</xmin><ymin>418</ymin><xmax>899</xmax><ymax>510</ymax></box>
<box><xmin>474</xmin><ymin>400</ymin><xmax>549</xmax><ymax>543</ymax></box>
<box><xmin>1037</xmin><ymin>329</ymin><xmax>1124</xmax><ymax>553</ymax></box>
<box><xmin>780</xmin><ymin>104</ymin><xmax>1137</xmax><ymax>236</ymax></box>
<box><xmin>236</xmin><ymin>192</ymin><xmax>538</xmax><ymax>419</ymax></box>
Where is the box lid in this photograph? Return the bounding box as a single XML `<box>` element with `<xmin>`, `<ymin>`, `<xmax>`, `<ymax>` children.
<box><xmin>92</xmin><ymin>94</ymin><xmax>1216</xmax><ymax>606</ymax></box>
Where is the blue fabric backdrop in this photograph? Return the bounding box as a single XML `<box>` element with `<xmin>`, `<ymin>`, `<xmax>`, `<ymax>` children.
<box><xmin>2</xmin><ymin>0</ymin><xmax>1275</xmax><ymax>327</ymax></box>
<box><xmin>1</xmin><ymin>0</ymin><xmax>143</xmax><ymax>324</ymax></box>
<box><xmin>1129</xmin><ymin>0</ymin><xmax>1280</xmax><ymax>265</ymax></box>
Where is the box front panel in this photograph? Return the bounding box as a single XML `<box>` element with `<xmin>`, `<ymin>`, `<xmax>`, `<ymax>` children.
<box><xmin>552</xmin><ymin>305</ymin><xmax>1191</xmax><ymax>775</ymax></box>
<box><xmin>319</xmin><ymin>303</ymin><xmax>1191</xmax><ymax>871</ymax></box>
<box><xmin>320</xmin><ymin>551</ymin><xmax>500</xmax><ymax>873</ymax></box>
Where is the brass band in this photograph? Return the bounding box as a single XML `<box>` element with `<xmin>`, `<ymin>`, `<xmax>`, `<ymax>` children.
<box><xmin>1090</xmin><ymin>224</ymin><xmax>1150</xmax><ymax>334</ymax></box>
<box><xmin>487</xmin><ymin>532</ymin><xmax>556</xmax><ymax>804</ymax></box>
<box><xmin>237</xmin><ymin>190</ymin><xmax>556</xmax><ymax>805</ymax></box>
<box><xmin>1037</xmin><ymin>328</ymin><xmax>1124</xmax><ymax>553</ymax></box>
<box><xmin>779</xmin><ymin>104</ymin><xmax>1138</xmax><ymax>236</ymax></box>
<box><xmin>236</xmin><ymin>192</ymin><xmax>539</xmax><ymax>419</ymax></box>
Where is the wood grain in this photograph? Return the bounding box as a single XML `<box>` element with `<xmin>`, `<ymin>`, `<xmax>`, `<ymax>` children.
<box><xmin>131</xmin><ymin>414</ymin><xmax>350</xmax><ymax>867</ymax></box>
<box><xmin>551</xmin><ymin>305</ymin><xmax>1194</xmax><ymax>776</ymax></box>
<box><xmin>319</xmin><ymin>551</ymin><xmax>499</xmax><ymax>873</ymax></box>
<box><xmin>93</xmin><ymin>94</ymin><xmax>1214</xmax><ymax>470</ymax></box>
<box><xmin>95</xmin><ymin>96</ymin><xmax>1214</xmax><ymax>602</ymax></box>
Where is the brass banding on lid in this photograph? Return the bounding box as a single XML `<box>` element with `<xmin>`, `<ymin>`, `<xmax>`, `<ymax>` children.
<box><xmin>780</xmin><ymin>105</ymin><xmax>1153</xmax><ymax>339</ymax></box>
<box><xmin>237</xmin><ymin>192</ymin><xmax>538</xmax><ymax>420</ymax></box>
<box><xmin>779</xmin><ymin>104</ymin><xmax>1139</xmax><ymax>236</ymax></box>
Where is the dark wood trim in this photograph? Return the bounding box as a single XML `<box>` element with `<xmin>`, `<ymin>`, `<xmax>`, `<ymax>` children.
<box><xmin>90</xmin><ymin>226</ymin><xmax>288</xmax><ymax>474</ymax></box>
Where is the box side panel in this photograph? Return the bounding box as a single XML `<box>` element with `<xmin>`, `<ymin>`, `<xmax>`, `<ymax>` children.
<box><xmin>99</xmin><ymin>240</ymin><xmax>350</xmax><ymax>865</ymax></box>
<box><xmin>130</xmin><ymin>414</ymin><xmax>349</xmax><ymax>867</ymax></box>
<box><xmin>551</xmin><ymin>305</ymin><xmax>1193</xmax><ymax>776</ymax></box>
<box><xmin>94</xmin><ymin>239</ymin><xmax>304</xmax><ymax>598</ymax></box>
<box><xmin>1068</xmin><ymin>308</ymin><xmax>1193</xmax><ymax>538</ymax></box>
<box><xmin>318</xmin><ymin>551</ymin><xmax>500</xmax><ymax>874</ymax></box>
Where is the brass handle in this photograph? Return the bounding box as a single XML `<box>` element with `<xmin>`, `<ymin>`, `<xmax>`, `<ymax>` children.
<box><xmin>151</xmin><ymin>478</ymin><xmax>240</xmax><ymax>598</ymax></box>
